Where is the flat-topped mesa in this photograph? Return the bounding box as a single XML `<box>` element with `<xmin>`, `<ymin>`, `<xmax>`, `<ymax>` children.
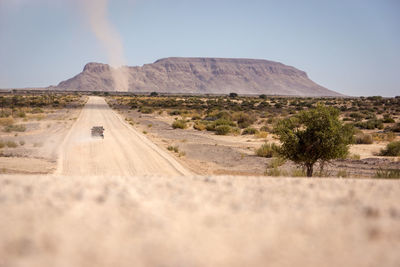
<box><xmin>153</xmin><ymin>57</ymin><xmax>308</xmax><ymax>78</ymax></box>
<box><xmin>83</xmin><ymin>62</ymin><xmax>111</xmax><ymax>73</ymax></box>
<box><xmin>56</xmin><ymin>57</ymin><xmax>342</xmax><ymax>96</ymax></box>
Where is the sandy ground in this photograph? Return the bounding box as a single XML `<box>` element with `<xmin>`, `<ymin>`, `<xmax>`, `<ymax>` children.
<box><xmin>0</xmin><ymin>175</ymin><xmax>399</xmax><ymax>267</ymax></box>
<box><xmin>0</xmin><ymin>107</ymin><xmax>81</xmax><ymax>174</ymax></box>
<box><xmin>56</xmin><ymin>96</ymin><xmax>189</xmax><ymax>176</ymax></box>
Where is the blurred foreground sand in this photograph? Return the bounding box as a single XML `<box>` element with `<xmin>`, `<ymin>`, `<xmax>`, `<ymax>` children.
<box><xmin>0</xmin><ymin>175</ymin><xmax>399</xmax><ymax>267</ymax></box>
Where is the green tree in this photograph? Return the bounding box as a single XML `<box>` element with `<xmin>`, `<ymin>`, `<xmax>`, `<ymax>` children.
<box><xmin>229</xmin><ymin>92</ymin><xmax>238</xmax><ymax>98</ymax></box>
<box><xmin>274</xmin><ymin>104</ymin><xmax>354</xmax><ymax>177</ymax></box>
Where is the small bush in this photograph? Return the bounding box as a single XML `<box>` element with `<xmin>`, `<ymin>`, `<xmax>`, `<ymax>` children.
<box><xmin>193</xmin><ymin>121</ymin><xmax>206</xmax><ymax>131</ymax></box>
<box><xmin>215</xmin><ymin>125</ymin><xmax>232</xmax><ymax>135</ymax></box>
<box><xmin>355</xmin><ymin>133</ymin><xmax>373</xmax><ymax>144</ymax></box>
<box><xmin>383</xmin><ymin>117</ymin><xmax>395</xmax><ymax>123</ymax></box>
<box><xmin>375</xmin><ymin>169</ymin><xmax>400</xmax><ymax>179</ymax></box>
<box><xmin>337</xmin><ymin>170</ymin><xmax>349</xmax><ymax>178</ymax></box>
<box><xmin>232</xmin><ymin>112</ymin><xmax>257</xmax><ymax>128</ymax></box>
<box><xmin>172</xmin><ymin>120</ymin><xmax>187</xmax><ymax>129</ymax></box>
<box><xmin>265</xmin><ymin>167</ymin><xmax>283</xmax><ymax>177</ymax></box>
<box><xmin>19</xmin><ymin>140</ymin><xmax>25</xmax><ymax>146</ymax></box>
<box><xmin>169</xmin><ymin>110</ymin><xmax>183</xmax><ymax>116</ymax></box>
<box><xmin>347</xmin><ymin>153</ymin><xmax>361</xmax><ymax>160</ymax></box>
<box><xmin>0</xmin><ymin>141</ymin><xmax>4</xmax><ymax>149</ymax></box>
<box><xmin>242</xmin><ymin>127</ymin><xmax>259</xmax><ymax>135</ymax></box>
<box><xmin>291</xmin><ymin>169</ymin><xmax>306</xmax><ymax>177</ymax></box>
<box><xmin>354</xmin><ymin>119</ymin><xmax>384</xmax><ymax>130</ymax></box>
<box><xmin>256</xmin><ymin>143</ymin><xmax>279</xmax><ymax>158</ymax></box>
<box><xmin>6</xmin><ymin>141</ymin><xmax>18</xmax><ymax>148</ymax></box>
<box><xmin>206</xmin><ymin>119</ymin><xmax>236</xmax><ymax>131</ymax></box>
<box><xmin>255</xmin><ymin>131</ymin><xmax>268</xmax><ymax>138</ymax></box>
<box><xmin>167</xmin><ymin>145</ymin><xmax>179</xmax><ymax>153</ymax></box>
<box><xmin>30</xmin><ymin>107</ymin><xmax>44</xmax><ymax>114</ymax></box>
<box><xmin>4</xmin><ymin>124</ymin><xmax>26</xmax><ymax>132</ymax></box>
<box><xmin>260</xmin><ymin>125</ymin><xmax>270</xmax><ymax>132</ymax></box>
<box><xmin>139</xmin><ymin>107</ymin><xmax>154</xmax><ymax>114</ymax></box>
<box><xmin>391</xmin><ymin>123</ymin><xmax>400</xmax><ymax>132</ymax></box>
<box><xmin>15</xmin><ymin>110</ymin><xmax>26</xmax><ymax>118</ymax></box>
<box><xmin>379</xmin><ymin>141</ymin><xmax>400</xmax><ymax>156</ymax></box>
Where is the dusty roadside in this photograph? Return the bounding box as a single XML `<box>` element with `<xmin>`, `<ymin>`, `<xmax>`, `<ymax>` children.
<box><xmin>112</xmin><ymin>106</ymin><xmax>400</xmax><ymax>177</ymax></box>
<box><xmin>0</xmin><ymin>96</ymin><xmax>86</xmax><ymax>174</ymax></box>
<box><xmin>0</xmin><ymin>174</ymin><xmax>399</xmax><ymax>267</ymax></box>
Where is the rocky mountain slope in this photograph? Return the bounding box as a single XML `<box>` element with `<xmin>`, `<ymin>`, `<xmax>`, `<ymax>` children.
<box><xmin>55</xmin><ymin>57</ymin><xmax>342</xmax><ymax>96</ymax></box>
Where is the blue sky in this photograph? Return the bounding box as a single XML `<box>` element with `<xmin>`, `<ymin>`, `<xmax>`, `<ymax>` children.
<box><xmin>0</xmin><ymin>0</ymin><xmax>399</xmax><ymax>96</ymax></box>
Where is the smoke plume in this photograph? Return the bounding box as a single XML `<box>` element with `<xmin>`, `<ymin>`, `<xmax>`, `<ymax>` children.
<box><xmin>81</xmin><ymin>0</ymin><xmax>129</xmax><ymax>91</ymax></box>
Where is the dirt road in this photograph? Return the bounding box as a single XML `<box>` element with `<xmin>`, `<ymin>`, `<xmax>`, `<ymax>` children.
<box><xmin>56</xmin><ymin>96</ymin><xmax>190</xmax><ymax>176</ymax></box>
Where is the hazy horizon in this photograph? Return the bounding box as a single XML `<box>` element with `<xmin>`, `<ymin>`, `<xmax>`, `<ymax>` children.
<box><xmin>0</xmin><ymin>0</ymin><xmax>399</xmax><ymax>96</ymax></box>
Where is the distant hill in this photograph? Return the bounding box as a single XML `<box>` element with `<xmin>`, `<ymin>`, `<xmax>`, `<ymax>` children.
<box><xmin>55</xmin><ymin>57</ymin><xmax>342</xmax><ymax>96</ymax></box>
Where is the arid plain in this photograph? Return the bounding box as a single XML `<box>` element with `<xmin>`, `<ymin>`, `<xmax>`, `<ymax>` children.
<box><xmin>0</xmin><ymin>94</ymin><xmax>399</xmax><ymax>267</ymax></box>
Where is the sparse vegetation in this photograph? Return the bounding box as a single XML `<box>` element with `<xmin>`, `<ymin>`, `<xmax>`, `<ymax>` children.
<box><xmin>375</xmin><ymin>168</ymin><xmax>400</xmax><ymax>179</ymax></box>
<box><xmin>4</xmin><ymin>124</ymin><xmax>26</xmax><ymax>132</ymax></box>
<box><xmin>107</xmin><ymin>94</ymin><xmax>400</xmax><ymax>178</ymax></box>
<box><xmin>355</xmin><ymin>133</ymin><xmax>373</xmax><ymax>144</ymax></box>
<box><xmin>379</xmin><ymin>141</ymin><xmax>400</xmax><ymax>157</ymax></box>
<box><xmin>172</xmin><ymin>120</ymin><xmax>187</xmax><ymax>129</ymax></box>
<box><xmin>256</xmin><ymin>143</ymin><xmax>278</xmax><ymax>158</ymax></box>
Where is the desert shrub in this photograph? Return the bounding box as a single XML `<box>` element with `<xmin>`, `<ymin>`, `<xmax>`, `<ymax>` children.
<box><xmin>169</xmin><ymin>110</ymin><xmax>183</xmax><ymax>116</ymax></box>
<box><xmin>230</xmin><ymin>127</ymin><xmax>241</xmax><ymax>135</ymax></box>
<box><xmin>265</xmin><ymin>167</ymin><xmax>283</xmax><ymax>176</ymax></box>
<box><xmin>242</xmin><ymin>127</ymin><xmax>259</xmax><ymax>135</ymax></box>
<box><xmin>193</xmin><ymin>121</ymin><xmax>206</xmax><ymax>131</ymax></box>
<box><xmin>167</xmin><ymin>145</ymin><xmax>179</xmax><ymax>153</ymax></box>
<box><xmin>375</xmin><ymin>169</ymin><xmax>400</xmax><ymax>179</ymax></box>
<box><xmin>150</xmin><ymin>92</ymin><xmax>158</xmax><ymax>96</ymax></box>
<box><xmin>232</xmin><ymin>112</ymin><xmax>257</xmax><ymax>128</ymax></box>
<box><xmin>347</xmin><ymin>153</ymin><xmax>361</xmax><ymax>160</ymax></box>
<box><xmin>215</xmin><ymin>125</ymin><xmax>232</xmax><ymax>135</ymax></box>
<box><xmin>0</xmin><ymin>140</ymin><xmax>4</xmax><ymax>149</ymax></box>
<box><xmin>379</xmin><ymin>141</ymin><xmax>400</xmax><ymax>156</ymax></box>
<box><xmin>15</xmin><ymin>110</ymin><xmax>26</xmax><ymax>118</ymax></box>
<box><xmin>355</xmin><ymin>133</ymin><xmax>373</xmax><ymax>144</ymax></box>
<box><xmin>372</xmin><ymin>132</ymin><xmax>396</xmax><ymax>142</ymax></box>
<box><xmin>30</xmin><ymin>107</ymin><xmax>44</xmax><ymax>114</ymax></box>
<box><xmin>139</xmin><ymin>106</ymin><xmax>154</xmax><ymax>114</ymax></box>
<box><xmin>260</xmin><ymin>125</ymin><xmax>270</xmax><ymax>132</ymax></box>
<box><xmin>354</xmin><ymin>119</ymin><xmax>384</xmax><ymax>130</ymax></box>
<box><xmin>337</xmin><ymin>170</ymin><xmax>349</xmax><ymax>178</ymax></box>
<box><xmin>265</xmin><ymin>157</ymin><xmax>286</xmax><ymax>176</ymax></box>
<box><xmin>4</xmin><ymin>124</ymin><xmax>26</xmax><ymax>132</ymax></box>
<box><xmin>205</xmin><ymin>110</ymin><xmax>232</xmax><ymax>121</ymax></box>
<box><xmin>349</xmin><ymin>112</ymin><xmax>364</xmax><ymax>121</ymax></box>
<box><xmin>6</xmin><ymin>141</ymin><xmax>18</xmax><ymax>148</ymax></box>
<box><xmin>391</xmin><ymin>123</ymin><xmax>400</xmax><ymax>132</ymax></box>
<box><xmin>205</xmin><ymin>119</ymin><xmax>236</xmax><ymax>131</ymax></box>
<box><xmin>191</xmin><ymin>114</ymin><xmax>202</xmax><ymax>120</ymax></box>
<box><xmin>292</xmin><ymin>168</ymin><xmax>307</xmax><ymax>177</ymax></box>
<box><xmin>386</xmin><ymin>132</ymin><xmax>397</xmax><ymax>142</ymax></box>
<box><xmin>256</xmin><ymin>143</ymin><xmax>279</xmax><ymax>158</ymax></box>
<box><xmin>255</xmin><ymin>131</ymin><xmax>268</xmax><ymax>138</ymax></box>
<box><xmin>19</xmin><ymin>140</ymin><xmax>25</xmax><ymax>146</ymax></box>
<box><xmin>172</xmin><ymin>120</ymin><xmax>187</xmax><ymax>129</ymax></box>
<box><xmin>383</xmin><ymin>114</ymin><xmax>395</xmax><ymax>123</ymax></box>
